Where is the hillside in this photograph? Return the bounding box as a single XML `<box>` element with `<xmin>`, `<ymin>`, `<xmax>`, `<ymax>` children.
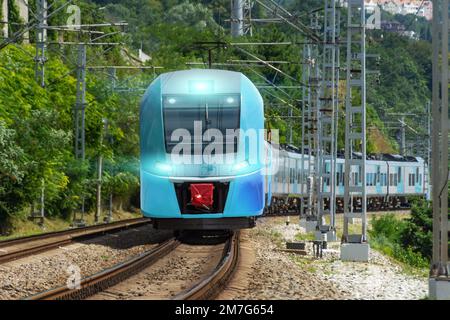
<box><xmin>0</xmin><ymin>0</ymin><xmax>432</xmax><ymax>226</ymax></box>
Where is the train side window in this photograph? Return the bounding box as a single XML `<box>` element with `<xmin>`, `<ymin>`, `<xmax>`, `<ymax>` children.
<box><xmin>289</xmin><ymin>168</ymin><xmax>295</xmax><ymax>183</ymax></box>
<box><xmin>416</xmin><ymin>168</ymin><xmax>419</xmax><ymax>183</ymax></box>
<box><xmin>398</xmin><ymin>167</ymin><xmax>402</xmax><ymax>183</ymax></box>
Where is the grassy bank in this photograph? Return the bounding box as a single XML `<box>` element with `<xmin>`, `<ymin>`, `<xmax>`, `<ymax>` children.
<box><xmin>0</xmin><ymin>210</ymin><xmax>142</xmax><ymax>241</ymax></box>
<box><xmin>368</xmin><ymin>213</ymin><xmax>429</xmax><ymax>275</ymax></box>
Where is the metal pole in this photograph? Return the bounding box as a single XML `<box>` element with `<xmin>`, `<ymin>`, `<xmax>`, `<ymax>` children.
<box><xmin>75</xmin><ymin>43</ymin><xmax>87</xmax><ymax>160</ymax></box>
<box><xmin>438</xmin><ymin>0</ymin><xmax>448</xmax><ymax>275</ymax></box>
<box><xmin>430</xmin><ymin>1</ymin><xmax>449</xmax><ymax>296</ymax></box>
<box><xmin>1</xmin><ymin>0</ymin><xmax>8</xmax><ymax>39</ymax></box>
<box><xmin>108</xmin><ymin>193</ymin><xmax>113</xmax><ymax>222</ymax></box>
<box><xmin>35</xmin><ymin>0</ymin><xmax>47</xmax><ymax>88</ymax></box>
<box><xmin>401</xmin><ymin>115</ymin><xmax>406</xmax><ymax>155</ymax></box>
<box><xmin>231</xmin><ymin>0</ymin><xmax>244</xmax><ymax>37</ymax></box>
<box><xmin>343</xmin><ymin>0</ymin><xmax>367</xmax><ymax>247</ymax></box>
<box><xmin>431</xmin><ymin>0</ymin><xmax>441</xmax><ymax>273</ymax></box>
<box><xmin>40</xmin><ymin>178</ymin><xmax>45</xmax><ymax>219</ymax></box>
<box><xmin>73</xmin><ymin>43</ymin><xmax>87</xmax><ymax>227</ymax></box>
<box><xmin>96</xmin><ymin>119</ymin><xmax>107</xmax><ymax>224</ymax></box>
<box><xmin>288</xmin><ymin>106</ymin><xmax>293</xmax><ymax>144</ymax></box>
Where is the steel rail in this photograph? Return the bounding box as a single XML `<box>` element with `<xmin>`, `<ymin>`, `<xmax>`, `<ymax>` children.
<box><xmin>0</xmin><ymin>218</ymin><xmax>151</xmax><ymax>264</ymax></box>
<box><xmin>25</xmin><ymin>237</ymin><xmax>179</xmax><ymax>300</ymax></box>
<box><xmin>172</xmin><ymin>231</ymin><xmax>240</xmax><ymax>300</ymax></box>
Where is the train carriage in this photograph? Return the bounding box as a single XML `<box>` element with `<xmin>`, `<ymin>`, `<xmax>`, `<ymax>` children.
<box><xmin>140</xmin><ymin>69</ymin><xmax>269</xmax><ymax>230</ymax></box>
<box><xmin>265</xmin><ymin>144</ymin><xmax>428</xmax><ymax>214</ymax></box>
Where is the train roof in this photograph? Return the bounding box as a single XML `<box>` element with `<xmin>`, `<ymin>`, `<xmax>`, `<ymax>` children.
<box><xmin>276</xmin><ymin>144</ymin><xmax>422</xmax><ymax>163</ymax></box>
<box><xmin>158</xmin><ymin>69</ymin><xmax>245</xmax><ymax>95</ymax></box>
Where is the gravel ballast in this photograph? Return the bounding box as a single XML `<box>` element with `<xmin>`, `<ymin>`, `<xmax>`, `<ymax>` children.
<box><xmin>219</xmin><ymin>216</ymin><xmax>428</xmax><ymax>300</ymax></box>
<box><xmin>0</xmin><ymin>225</ymin><xmax>172</xmax><ymax>299</ymax></box>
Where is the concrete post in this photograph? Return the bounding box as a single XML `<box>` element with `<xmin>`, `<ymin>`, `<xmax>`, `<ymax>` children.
<box><xmin>2</xmin><ymin>0</ymin><xmax>8</xmax><ymax>39</ymax></box>
<box><xmin>16</xmin><ymin>0</ymin><xmax>29</xmax><ymax>43</ymax></box>
<box><xmin>231</xmin><ymin>0</ymin><xmax>244</xmax><ymax>37</ymax></box>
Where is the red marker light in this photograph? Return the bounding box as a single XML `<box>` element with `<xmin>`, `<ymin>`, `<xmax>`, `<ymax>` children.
<box><xmin>189</xmin><ymin>184</ymin><xmax>214</xmax><ymax>209</ymax></box>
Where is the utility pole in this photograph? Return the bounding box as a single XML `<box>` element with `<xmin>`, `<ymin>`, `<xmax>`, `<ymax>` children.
<box><xmin>300</xmin><ymin>43</ymin><xmax>310</xmax><ymax>221</ymax></box>
<box><xmin>385</xmin><ymin>113</ymin><xmax>418</xmax><ymax>155</ymax></box>
<box><xmin>288</xmin><ymin>106</ymin><xmax>293</xmax><ymax>144</ymax></box>
<box><xmin>231</xmin><ymin>0</ymin><xmax>244</xmax><ymax>37</ymax></box>
<box><xmin>73</xmin><ymin>43</ymin><xmax>87</xmax><ymax>227</ymax></box>
<box><xmin>1</xmin><ymin>0</ymin><xmax>8</xmax><ymax>39</ymax></box>
<box><xmin>300</xmin><ymin>12</ymin><xmax>322</xmax><ymax>233</ymax></box>
<box><xmin>95</xmin><ymin>118</ymin><xmax>107</xmax><ymax>224</ymax></box>
<box><xmin>231</xmin><ymin>0</ymin><xmax>253</xmax><ymax>37</ymax></box>
<box><xmin>426</xmin><ymin>100</ymin><xmax>431</xmax><ymax>200</ymax></box>
<box><xmin>401</xmin><ymin>115</ymin><xmax>406</xmax><ymax>155</ymax></box>
<box><xmin>342</xmin><ymin>0</ymin><xmax>369</xmax><ymax>262</ymax></box>
<box><xmin>35</xmin><ymin>0</ymin><xmax>47</xmax><ymax>88</ymax></box>
<box><xmin>316</xmin><ymin>0</ymin><xmax>340</xmax><ymax>242</ymax></box>
<box><xmin>429</xmin><ymin>0</ymin><xmax>449</xmax><ymax>300</ymax></box>
<box><xmin>39</xmin><ymin>179</ymin><xmax>45</xmax><ymax>225</ymax></box>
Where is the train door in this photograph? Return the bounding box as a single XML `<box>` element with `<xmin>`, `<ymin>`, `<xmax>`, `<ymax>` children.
<box><xmin>397</xmin><ymin>165</ymin><xmax>405</xmax><ymax>194</ymax></box>
<box><xmin>376</xmin><ymin>165</ymin><xmax>382</xmax><ymax>194</ymax></box>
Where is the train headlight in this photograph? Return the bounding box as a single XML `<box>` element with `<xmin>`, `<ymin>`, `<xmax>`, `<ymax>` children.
<box><xmin>155</xmin><ymin>162</ymin><xmax>172</xmax><ymax>174</ymax></box>
<box><xmin>189</xmin><ymin>80</ymin><xmax>214</xmax><ymax>94</ymax></box>
<box><xmin>233</xmin><ymin>160</ymin><xmax>249</xmax><ymax>171</ymax></box>
<box><xmin>226</xmin><ymin>97</ymin><xmax>235</xmax><ymax>104</ymax></box>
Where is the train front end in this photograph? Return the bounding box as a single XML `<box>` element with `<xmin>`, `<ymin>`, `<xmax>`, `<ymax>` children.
<box><xmin>140</xmin><ymin>69</ymin><xmax>266</xmax><ymax>230</ymax></box>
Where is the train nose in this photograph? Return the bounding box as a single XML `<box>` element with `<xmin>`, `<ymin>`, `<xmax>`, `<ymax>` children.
<box><xmin>189</xmin><ymin>183</ymin><xmax>215</xmax><ymax>209</ymax></box>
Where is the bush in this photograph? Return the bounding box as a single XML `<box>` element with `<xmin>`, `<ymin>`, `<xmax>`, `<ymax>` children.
<box><xmin>369</xmin><ymin>213</ymin><xmax>429</xmax><ymax>269</ymax></box>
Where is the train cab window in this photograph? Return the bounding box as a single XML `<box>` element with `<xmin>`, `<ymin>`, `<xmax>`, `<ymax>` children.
<box><xmin>163</xmin><ymin>94</ymin><xmax>241</xmax><ymax>154</ymax></box>
<box><xmin>416</xmin><ymin>168</ymin><xmax>419</xmax><ymax>184</ymax></box>
<box><xmin>419</xmin><ymin>174</ymin><xmax>422</xmax><ymax>185</ymax></box>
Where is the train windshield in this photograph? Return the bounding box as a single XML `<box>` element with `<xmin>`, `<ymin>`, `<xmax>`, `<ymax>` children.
<box><xmin>163</xmin><ymin>94</ymin><xmax>241</xmax><ymax>154</ymax></box>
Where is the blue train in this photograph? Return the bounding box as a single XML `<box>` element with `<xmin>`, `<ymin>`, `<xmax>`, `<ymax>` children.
<box><xmin>267</xmin><ymin>145</ymin><xmax>428</xmax><ymax>214</ymax></box>
<box><xmin>140</xmin><ymin>69</ymin><xmax>269</xmax><ymax>230</ymax></box>
<box><xmin>140</xmin><ymin>69</ymin><xmax>428</xmax><ymax>230</ymax></box>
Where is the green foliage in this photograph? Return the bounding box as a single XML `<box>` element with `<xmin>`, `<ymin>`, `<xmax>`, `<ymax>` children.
<box><xmin>0</xmin><ymin>41</ymin><xmax>140</xmax><ymax>222</ymax></box>
<box><xmin>7</xmin><ymin>0</ymin><xmax>24</xmax><ymax>35</ymax></box>
<box><xmin>369</xmin><ymin>213</ymin><xmax>430</xmax><ymax>269</ymax></box>
<box><xmin>399</xmin><ymin>199</ymin><xmax>433</xmax><ymax>260</ymax></box>
<box><xmin>0</xmin><ymin>122</ymin><xmax>25</xmax><ymax>222</ymax></box>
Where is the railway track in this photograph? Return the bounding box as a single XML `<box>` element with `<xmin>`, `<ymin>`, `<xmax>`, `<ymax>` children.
<box><xmin>26</xmin><ymin>231</ymin><xmax>240</xmax><ymax>300</ymax></box>
<box><xmin>172</xmin><ymin>231</ymin><xmax>240</xmax><ymax>300</ymax></box>
<box><xmin>0</xmin><ymin>217</ymin><xmax>151</xmax><ymax>264</ymax></box>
